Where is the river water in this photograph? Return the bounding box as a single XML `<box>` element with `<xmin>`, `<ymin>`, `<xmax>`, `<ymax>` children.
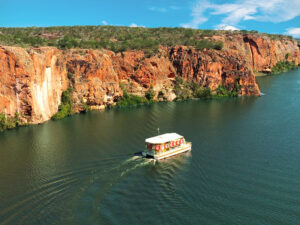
<box><xmin>1</xmin><ymin>69</ymin><xmax>300</xmax><ymax>225</ymax></box>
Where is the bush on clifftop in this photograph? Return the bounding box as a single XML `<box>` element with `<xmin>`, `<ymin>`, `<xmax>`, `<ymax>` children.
<box><xmin>0</xmin><ymin>26</ymin><xmax>231</xmax><ymax>53</ymax></box>
<box><xmin>196</xmin><ymin>39</ymin><xmax>223</xmax><ymax>51</ymax></box>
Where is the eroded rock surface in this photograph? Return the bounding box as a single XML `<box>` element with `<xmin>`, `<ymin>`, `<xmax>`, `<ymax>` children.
<box><xmin>0</xmin><ymin>34</ymin><xmax>299</xmax><ymax>124</ymax></box>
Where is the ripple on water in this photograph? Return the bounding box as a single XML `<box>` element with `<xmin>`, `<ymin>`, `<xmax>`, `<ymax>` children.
<box><xmin>0</xmin><ymin>155</ymin><xmax>129</xmax><ymax>225</ymax></box>
<box><xmin>2</xmin><ymin>70</ymin><xmax>300</xmax><ymax>225</ymax></box>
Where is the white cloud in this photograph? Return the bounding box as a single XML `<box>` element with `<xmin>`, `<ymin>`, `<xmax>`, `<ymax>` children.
<box><xmin>149</xmin><ymin>6</ymin><xmax>180</xmax><ymax>13</ymax></box>
<box><xmin>170</xmin><ymin>6</ymin><xmax>180</xmax><ymax>10</ymax></box>
<box><xmin>286</xmin><ymin>28</ymin><xmax>300</xmax><ymax>38</ymax></box>
<box><xmin>102</xmin><ymin>20</ymin><xmax>108</xmax><ymax>25</ymax></box>
<box><xmin>180</xmin><ymin>0</ymin><xmax>210</xmax><ymax>28</ymax></box>
<box><xmin>149</xmin><ymin>7</ymin><xmax>167</xmax><ymax>13</ymax></box>
<box><xmin>130</xmin><ymin>23</ymin><xmax>138</xmax><ymax>27</ymax></box>
<box><xmin>181</xmin><ymin>0</ymin><xmax>300</xmax><ymax>28</ymax></box>
<box><xmin>129</xmin><ymin>23</ymin><xmax>145</xmax><ymax>28</ymax></box>
<box><xmin>215</xmin><ymin>24</ymin><xmax>239</xmax><ymax>31</ymax></box>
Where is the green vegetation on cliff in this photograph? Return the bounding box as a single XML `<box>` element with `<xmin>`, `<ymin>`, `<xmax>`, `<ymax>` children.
<box><xmin>173</xmin><ymin>76</ymin><xmax>241</xmax><ymax>100</ymax></box>
<box><xmin>174</xmin><ymin>77</ymin><xmax>191</xmax><ymax>100</ymax></box>
<box><xmin>190</xmin><ymin>81</ymin><xmax>213</xmax><ymax>99</ymax></box>
<box><xmin>145</xmin><ymin>86</ymin><xmax>155</xmax><ymax>100</ymax></box>
<box><xmin>117</xmin><ymin>95</ymin><xmax>151</xmax><ymax>108</ymax></box>
<box><xmin>216</xmin><ymin>81</ymin><xmax>241</xmax><ymax>97</ymax></box>
<box><xmin>0</xmin><ymin>113</ymin><xmax>22</xmax><ymax>131</ymax></box>
<box><xmin>271</xmin><ymin>61</ymin><xmax>298</xmax><ymax>75</ymax></box>
<box><xmin>0</xmin><ymin>26</ymin><xmax>291</xmax><ymax>54</ymax></box>
<box><xmin>51</xmin><ymin>88</ymin><xmax>73</xmax><ymax>120</ymax></box>
<box><xmin>173</xmin><ymin>77</ymin><xmax>241</xmax><ymax>100</ymax></box>
<box><xmin>117</xmin><ymin>83</ymin><xmax>153</xmax><ymax>107</ymax></box>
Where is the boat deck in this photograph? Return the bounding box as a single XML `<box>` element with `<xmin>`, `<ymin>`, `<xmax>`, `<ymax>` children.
<box><xmin>144</xmin><ymin>142</ymin><xmax>192</xmax><ymax>160</ymax></box>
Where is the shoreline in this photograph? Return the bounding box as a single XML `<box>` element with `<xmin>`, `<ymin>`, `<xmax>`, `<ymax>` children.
<box><xmin>1</xmin><ymin>95</ymin><xmax>259</xmax><ymax>133</ymax></box>
<box><xmin>1</xmin><ymin>66</ymin><xmax>299</xmax><ymax>133</ymax></box>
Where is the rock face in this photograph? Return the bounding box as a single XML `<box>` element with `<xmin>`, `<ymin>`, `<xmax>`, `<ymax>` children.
<box><xmin>213</xmin><ymin>34</ymin><xmax>300</xmax><ymax>72</ymax></box>
<box><xmin>0</xmin><ymin>34</ymin><xmax>299</xmax><ymax>124</ymax></box>
<box><xmin>0</xmin><ymin>47</ymin><xmax>67</xmax><ymax>123</ymax></box>
<box><xmin>168</xmin><ymin>46</ymin><xmax>259</xmax><ymax>95</ymax></box>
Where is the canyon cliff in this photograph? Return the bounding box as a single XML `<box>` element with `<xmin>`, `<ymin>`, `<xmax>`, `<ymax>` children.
<box><xmin>0</xmin><ymin>34</ymin><xmax>299</xmax><ymax>124</ymax></box>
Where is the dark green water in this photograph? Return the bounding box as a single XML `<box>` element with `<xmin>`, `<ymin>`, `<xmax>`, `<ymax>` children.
<box><xmin>1</xmin><ymin>69</ymin><xmax>300</xmax><ymax>225</ymax></box>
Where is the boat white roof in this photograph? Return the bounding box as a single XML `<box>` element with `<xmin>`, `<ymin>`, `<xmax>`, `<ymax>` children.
<box><xmin>145</xmin><ymin>133</ymin><xmax>183</xmax><ymax>144</ymax></box>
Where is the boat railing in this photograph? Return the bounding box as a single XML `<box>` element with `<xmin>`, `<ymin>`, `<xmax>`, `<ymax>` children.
<box><xmin>186</xmin><ymin>142</ymin><xmax>192</xmax><ymax>146</ymax></box>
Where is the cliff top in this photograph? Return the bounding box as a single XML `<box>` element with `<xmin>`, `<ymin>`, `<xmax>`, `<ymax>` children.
<box><xmin>0</xmin><ymin>26</ymin><xmax>295</xmax><ymax>54</ymax></box>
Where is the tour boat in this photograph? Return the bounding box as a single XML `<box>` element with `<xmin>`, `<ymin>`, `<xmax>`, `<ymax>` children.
<box><xmin>143</xmin><ymin>133</ymin><xmax>192</xmax><ymax>160</ymax></box>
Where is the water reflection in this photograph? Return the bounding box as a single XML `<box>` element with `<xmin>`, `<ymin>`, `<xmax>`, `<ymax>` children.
<box><xmin>1</xmin><ymin>70</ymin><xmax>300</xmax><ymax>225</ymax></box>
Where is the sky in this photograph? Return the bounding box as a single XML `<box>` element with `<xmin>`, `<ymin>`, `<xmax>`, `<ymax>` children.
<box><xmin>0</xmin><ymin>0</ymin><xmax>300</xmax><ymax>37</ymax></box>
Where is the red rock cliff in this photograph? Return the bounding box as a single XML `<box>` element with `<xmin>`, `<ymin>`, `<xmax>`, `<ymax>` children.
<box><xmin>212</xmin><ymin>34</ymin><xmax>300</xmax><ymax>72</ymax></box>
<box><xmin>0</xmin><ymin>34</ymin><xmax>299</xmax><ymax>124</ymax></box>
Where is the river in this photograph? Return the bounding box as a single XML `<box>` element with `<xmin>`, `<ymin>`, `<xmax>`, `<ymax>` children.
<box><xmin>0</xmin><ymin>69</ymin><xmax>300</xmax><ymax>225</ymax></box>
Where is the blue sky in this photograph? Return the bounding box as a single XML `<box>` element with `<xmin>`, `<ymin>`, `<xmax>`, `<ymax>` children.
<box><xmin>0</xmin><ymin>0</ymin><xmax>300</xmax><ymax>37</ymax></box>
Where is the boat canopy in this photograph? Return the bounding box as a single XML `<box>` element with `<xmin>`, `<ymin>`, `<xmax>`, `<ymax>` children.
<box><xmin>145</xmin><ymin>133</ymin><xmax>183</xmax><ymax>144</ymax></box>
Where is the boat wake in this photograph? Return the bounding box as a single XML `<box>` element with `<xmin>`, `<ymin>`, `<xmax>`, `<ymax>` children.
<box><xmin>0</xmin><ymin>154</ymin><xmax>152</xmax><ymax>225</ymax></box>
<box><xmin>120</xmin><ymin>156</ymin><xmax>154</xmax><ymax>177</ymax></box>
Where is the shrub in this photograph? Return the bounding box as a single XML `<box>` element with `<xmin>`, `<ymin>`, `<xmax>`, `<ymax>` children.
<box><xmin>216</xmin><ymin>85</ymin><xmax>231</xmax><ymax>96</ymax></box>
<box><xmin>191</xmin><ymin>81</ymin><xmax>200</xmax><ymax>93</ymax></box>
<box><xmin>214</xmin><ymin>41</ymin><xmax>223</xmax><ymax>50</ymax></box>
<box><xmin>271</xmin><ymin>60</ymin><xmax>297</xmax><ymax>75</ymax></box>
<box><xmin>196</xmin><ymin>39</ymin><xmax>224</xmax><ymax>51</ymax></box>
<box><xmin>119</xmin><ymin>82</ymin><xmax>128</xmax><ymax>98</ymax></box>
<box><xmin>0</xmin><ymin>26</ymin><xmax>231</xmax><ymax>52</ymax></box>
<box><xmin>196</xmin><ymin>39</ymin><xmax>213</xmax><ymax>50</ymax></box>
<box><xmin>116</xmin><ymin>94</ymin><xmax>151</xmax><ymax>107</ymax></box>
<box><xmin>158</xmin><ymin>91</ymin><xmax>164</xmax><ymax>98</ymax></box>
<box><xmin>285</xmin><ymin>53</ymin><xmax>290</xmax><ymax>60</ymax></box>
<box><xmin>145</xmin><ymin>86</ymin><xmax>155</xmax><ymax>100</ymax></box>
<box><xmin>216</xmin><ymin>81</ymin><xmax>241</xmax><ymax>97</ymax></box>
<box><xmin>0</xmin><ymin>112</ymin><xmax>22</xmax><ymax>131</ymax></box>
<box><xmin>57</xmin><ymin>37</ymin><xmax>80</xmax><ymax>49</ymax></box>
<box><xmin>195</xmin><ymin>88</ymin><xmax>213</xmax><ymax>98</ymax></box>
<box><xmin>81</xmin><ymin>102</ymin><xmax>90</xmax><ymax>113</ymax></box>
<box><xmin>51</xmin><ymin>88</ymin><xmax>73</xmax><ymax>120</ymax></box>
<box><xmin>67</xmin><ymin>72</ymin><xmax>74</xmax><ymax>80</ymax></box>
<box><xmin>174</xmin><ymin>83</ymin><xmax>191</xmax><ymax>100</ymax></box>
<box><xmin>176</xmin><ymin>88</ymin><xmax>190</xmax><ymax>101</ymax></box>
<box><xmin>231</xmin><ymin>81</ymin><xmax>241</xmax><ymax>97</ymax></box>
<box><xmin>117</xmin><ymin>82</ymin><xmax>155</xmax><ymax>107</ymax></box>
<box><xmin>175</xmin><ymin>76</ymin><xmax>184</xmax><ymax>85</ymax></box>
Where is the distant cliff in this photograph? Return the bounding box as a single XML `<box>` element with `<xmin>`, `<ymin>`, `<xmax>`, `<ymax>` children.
<box><xmin>0</xmin><ymin>32</ymin><xmax>299</xmax><ymax>125</ymax></box>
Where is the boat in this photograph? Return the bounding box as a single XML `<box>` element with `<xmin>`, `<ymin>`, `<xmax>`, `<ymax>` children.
<box><xmin>142</xmin><ymin>133</ymin><xmax>192</xmax><ymax>160</ymax></box>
